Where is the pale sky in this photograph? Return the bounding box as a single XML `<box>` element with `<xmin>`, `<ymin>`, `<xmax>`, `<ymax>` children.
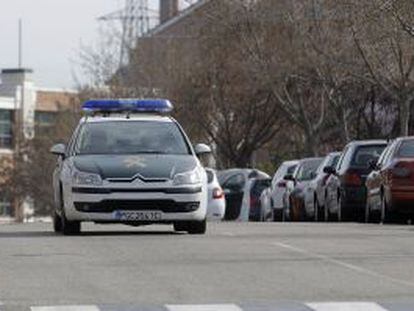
<box><xmin>0</xmin><ymin>0</ymin><xmax>164</xmax><ymax>90</ymax></box>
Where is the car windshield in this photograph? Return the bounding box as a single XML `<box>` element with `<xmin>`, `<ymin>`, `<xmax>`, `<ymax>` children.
<box><xmin>351</xmin><ymin>145</ymin><xmax>386</xmax><ymax>167</ymax></box>
<box><xmin>75</xmin><ymin>121</ymin><xmax>190</xmax><ymax>155</ymax></box>
<box><xmin>296</xmin><ymin>159</ymin><xmax>322</xmax><ymax>181</ymax></box>
<box><xmin>398</xmin><ymin>140</ymin><xmax>414</xmax><ymax>157</ymax></box>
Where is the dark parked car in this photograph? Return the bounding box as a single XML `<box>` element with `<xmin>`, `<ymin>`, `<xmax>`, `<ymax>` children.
<box><xmin>325</xmin><ymin>140</ymin><xmax>387</xmax><ymax>221</ymax></box>
<box><xmin>366</xmin><ymin>137</ymin><xmax>414</xmax><ymax>223</ymax></box>
<box><xmin>217</xmin><ymin>169</ymin><xmax>270</xmax><ymax>221</ymax></box>
<box><xmin>249</xmin><ymin>178</ymin><xmax>272</xmax><ymax>221</ymax></box>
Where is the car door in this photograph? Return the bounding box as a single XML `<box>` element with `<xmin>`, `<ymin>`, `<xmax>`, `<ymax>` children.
<box><xmin>366</xmin><ymin>144</ymin><xmax>392</xmax><ymax>211</ymax></box>
<box><xmin>326</xmin><ymin>147</ymin><xmax>349</xmax><ymax>213</ymax></box>
<box><xmin>222</xmin><ymin>173</ymin><xmax>246</xmax><ymax>220</ymax></box>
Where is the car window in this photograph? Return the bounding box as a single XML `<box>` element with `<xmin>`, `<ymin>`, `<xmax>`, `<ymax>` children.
<box><xmin>75</xmin><ymin>121</ymin><xmax>190</xmax><ymax>155</ymax></box>
<box><xmin>222</xmin><ymin>173</ymin><xmax>246</xmax><ymax>192</ymax></box>
<box><xmin>330</xmin><ymin>154</ymin><xmax>340</xmax><ymax>168</ymax></box>
<box><xmin>295</xmin><ymin>159</ymin><xmax>323</xmax><ymax>181</ymax></box>
<box><xmin>397</xmin><ymin>140</ymin><xmax>414</xmax><ymax>157</ymax></box>
<box><xmin>336</xmin><ymin>146</ymin><xmax>349</xmax><ymax>171</ymax></box>
<box><xmin>377</xmin><ymin>144</ymin><xmax>391</xmax><ymax>166</ymax></box>
<box><xmin>350</xmin><ymin>145</ymin><xmax>386</xmax><ymax>167</ymax></box>
<box><xmin>206</xmin><ymin>170</ymin><xmax>214</xmax><ymax>184</ymax></box>
<box><xmin>251</xmin><ymin>179</ymin><xmax>271</xmax><ymax>197</ymax></box>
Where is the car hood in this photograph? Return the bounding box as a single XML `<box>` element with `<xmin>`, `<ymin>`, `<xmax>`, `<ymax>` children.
<box><xmin>72</xmin><ymin>154</ymin><xmax>198</xmax><ymax>180</ymax></box>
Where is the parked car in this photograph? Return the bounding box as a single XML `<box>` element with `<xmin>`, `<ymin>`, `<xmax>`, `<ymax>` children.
<box><xmin>206</xmin><ymin>168</ymin><xmax>226</xmax><ymax>221</ymax></box>
<box><xmin>304</xmin><ymin>152</ymin><xmax>341</xmax><ymax>221</ymax></box>
<box><xmin>325</xmin><ymin>140</ymin><xmax>387</xmax><ymax>221</ymax></box>
<box><xmin>217</xmin><ymin>169</ymin><xmax>270</xmax><ymax>221</ymax></box>
<box><xmin>365</xmin><ymin>137</ymin><xmax>414</xmax><ymax>223</ymax></box>
<box><xmin>260</xmin><ymin>160</ymin><xmax>299</xmax><ymax>221</ymax></box>
<box><xmin>250</xmin><ymin>178</ymin><xmax>272</xmax><ymax>221</ymax></box>
<box><xmin>283</xmin><ymin>157</ymin><xmax>323</xmax><ymax>221</ymax></box>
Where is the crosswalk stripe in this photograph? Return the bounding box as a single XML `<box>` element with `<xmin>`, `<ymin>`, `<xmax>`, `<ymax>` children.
<box><xmin>166</xmin><ymin>304</ymin><xmax>243</xmax><ymax>311</ymax></box>
<box><xmin>306</xmin><ymin>302</ymin><xmax>389</xmax><ymax>311</ymax></box>
<box><xmin>31</xmin><ymin>306</ymin><xmax>101</xmax><ymax>311</ymax></box>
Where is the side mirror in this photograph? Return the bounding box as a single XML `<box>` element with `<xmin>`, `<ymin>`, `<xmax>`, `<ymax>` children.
<box><xmin>283</xmin><ymin>174</ymin><xmax>295</xmax><ymax>181</ymax></box>
<box><xmin>194</xmin><ymin>143</ymin><xmax>212</xmax><ymax>156</ymax></box>
<box><xmin>323</xmin><ymin>166</ymin><xmax>336</xmax><ymax>175</ymax></box>
<box><xmin>50</xmin><ymin>143</ymin><xmax>66</xmax><ymax>156</ymax></box>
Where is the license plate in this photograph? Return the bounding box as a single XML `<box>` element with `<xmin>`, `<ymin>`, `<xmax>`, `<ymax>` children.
<box><xmin>113</xmin><ymin>210</ymin><xmax>162</xmax><ymax>221</ymax></box>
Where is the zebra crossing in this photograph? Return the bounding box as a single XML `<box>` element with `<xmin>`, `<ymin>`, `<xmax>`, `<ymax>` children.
<box><xmin>0</xmin><ymin>302</ymin><xmax>411</xmax><ymax>311</ymax></box>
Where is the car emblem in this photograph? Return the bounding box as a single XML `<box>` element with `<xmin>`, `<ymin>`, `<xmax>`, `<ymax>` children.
<box><xmin>123</xmin><ymin>156</ymin><xmax>147</xmax><ymax>168</ymax></box>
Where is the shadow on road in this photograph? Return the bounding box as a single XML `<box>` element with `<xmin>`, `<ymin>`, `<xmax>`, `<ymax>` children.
<box><xmin>0</xmin><ymin>230</ymin><xmax>181</xmax><ymax>238</ymax></box>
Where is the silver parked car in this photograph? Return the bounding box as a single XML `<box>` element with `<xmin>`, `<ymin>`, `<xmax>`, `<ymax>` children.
<box><xmin>260</xmin><ymin>160</ymin><xmax>298</xmax><ymax>221</ymax></box>
<box><xmin>303</xmin><ymin>152</ymin><xmax>341</xmax><ymax>221</ymax></box>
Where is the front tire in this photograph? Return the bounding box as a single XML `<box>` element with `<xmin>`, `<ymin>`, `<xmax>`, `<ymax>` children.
<box><xmin>61</xmin><ymin>210</ymin><xmax>81</xmax><ymax>235</ymax></box>
<box><xmin>174</xmin><ymin>219</ymin><xmax>207</xmax><ymax>235</ymax></box>
<box><xmin>53</xmin><ymin>211</ymin><xmax>62</xmax><ymax>233</ymax></box>
<box><xmin>187</xmin><ymin>219</ymin><xmax>207</xmax><ymax>234</ymax></box>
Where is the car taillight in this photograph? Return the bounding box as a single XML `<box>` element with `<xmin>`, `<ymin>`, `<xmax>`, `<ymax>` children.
<box><xmin>344</xmin><ymin>171</ymin><xmax>362</xmax><ymax>186</ymax></box>
<box><xmin>392</xmin><ymin>162</ymin><xmax>411</xmax><ymax>179</ymax></box>
<box><xmin>277</xmin><ymin>181</ymin><xmax>287</xmax><ymax>188</ymax></box>
<box><xmin>212</xmin><ymin>188</ymin><xmax>224</xmax><ymax>199</ymax></box>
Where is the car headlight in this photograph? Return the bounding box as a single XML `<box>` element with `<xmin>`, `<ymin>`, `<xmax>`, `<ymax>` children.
<box><xmin>72</xmin><ymin>169</ymin><xmax>103</xmax><ymax>186</ymax></box>
<box><xmin>173</xmin><ymin>168</ymin><xmax>202</xmax><ymax>186</ymax></box>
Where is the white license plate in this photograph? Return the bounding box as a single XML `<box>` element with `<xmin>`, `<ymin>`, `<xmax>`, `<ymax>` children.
<box><xmin>113</xmin><ymin>210</ymin><xmax>162</xmax><ymax>221</ymax></box>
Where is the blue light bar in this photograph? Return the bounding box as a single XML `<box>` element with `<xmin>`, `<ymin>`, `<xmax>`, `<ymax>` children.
<box><xmin>82</xmin><ymin>99</ymin><xmax>173</xmax><ymax>113</ymax></box>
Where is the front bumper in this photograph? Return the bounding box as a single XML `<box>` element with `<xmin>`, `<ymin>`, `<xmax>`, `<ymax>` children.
<box><xmin>64</xmin><ymin>185</ymin><xmax>207</xmax><ymax>222</ymax></box>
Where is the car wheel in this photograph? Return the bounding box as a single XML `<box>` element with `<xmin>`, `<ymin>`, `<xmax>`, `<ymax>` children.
<box><xmin>186</xmin><ymin>219</ymin><xmax>207</xmax><ymax>235</ymax></box>
<box><xmin>337</xmin><ymin>194</ymin><xmax>342</xmax><ymax>222</ymax></box>
<box><xmin>324</xmin><ymin>194</ymin><xmax>330</xmax><ymax>222</ymax></box>
<box><xmin>380</xmin><ymin>195</ymin><xmax>389</xmax><ymax>224</ymax></box>
<box><xmin>61</xmin><ymin>210</ymin><xmax>81</xmax><ymax>236</ymax></box>
<box><xmin>314</xmin><ymin>197</ymin><xmax>319</xmax><ymax>222</ymax></box>
<box><xmin>53</xmin><ymin>211</ymin><xmax>62</xmax><ymax>233</ymax></box>
<box><xmin>365</xmin><ymin>200</ymin><xmax>371</xmax><ymax>223</ymax></box>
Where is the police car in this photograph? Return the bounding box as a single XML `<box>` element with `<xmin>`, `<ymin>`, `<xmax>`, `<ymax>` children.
<box><xmin>50</xmin><ymin>99</ymin><xmax>210</xmax><ymax>235</ymax></box>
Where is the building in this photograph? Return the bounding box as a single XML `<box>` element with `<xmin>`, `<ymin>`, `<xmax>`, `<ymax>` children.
<box><xmin>0</xmin><ymin>68</ymin><xmax>77</xmax><ymax>220</ymax></box>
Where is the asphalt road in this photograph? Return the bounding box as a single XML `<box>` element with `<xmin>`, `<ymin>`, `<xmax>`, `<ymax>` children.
<box><xmin>0</xmin><ymin>222</ymin><xmax>414</xmax><ymax>310</ymax></box>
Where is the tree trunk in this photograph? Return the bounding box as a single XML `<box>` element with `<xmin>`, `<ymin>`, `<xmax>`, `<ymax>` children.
<box><xmin>400</xmin><ymin>97</ymin><xmax>412</xmax><ymax>136</ymax></box>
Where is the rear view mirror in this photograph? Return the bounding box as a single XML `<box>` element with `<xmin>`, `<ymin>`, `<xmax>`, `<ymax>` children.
<box><xmin>50</xmin><ymin>143</ymin><xmax>66</xmax><ymax>156</ymax></box>
<box><xmin>323</xmin><ymin>166</ymin><xmax>336</xmax><ymax>175</ymax></box>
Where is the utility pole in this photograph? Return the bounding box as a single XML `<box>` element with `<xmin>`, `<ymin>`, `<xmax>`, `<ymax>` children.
<box><xmin>99</xmin><ymin>0</ymin><xmax>157</xmax><ymax>66</ymax></box>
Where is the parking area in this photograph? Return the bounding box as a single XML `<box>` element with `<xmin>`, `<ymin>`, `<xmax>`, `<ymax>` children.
<box><xmin>0</xmin><ymin>221</ymin><xmax>413</xmax><ymax>310</ymax></box>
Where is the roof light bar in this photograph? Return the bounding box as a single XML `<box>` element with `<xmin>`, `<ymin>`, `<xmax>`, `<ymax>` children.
<box><xmin>82</xmin><ymin>99</ymin><xmax>173</xmax><ymax>113</ymax></box>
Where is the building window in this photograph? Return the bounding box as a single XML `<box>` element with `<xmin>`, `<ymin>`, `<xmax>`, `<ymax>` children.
<box><xmin>0</xmin><ymin>193</ymin><xmax>12</xmax><ymax>217</ymax></box>
<box><xmin>0</xmin><ymin>109</ymin><xmax>13</xmax><ymax>149</ymax></box>
<box><xmin>35</xmin><ymin>112</ymin><xmax>55</xmax><ymax>127</ymax></box>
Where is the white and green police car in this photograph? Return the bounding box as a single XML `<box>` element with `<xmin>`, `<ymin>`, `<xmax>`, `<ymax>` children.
<box><xmin>50</xmin><ymin>99</ymin><xmax>210</xmax><ymax>235</ymax></box>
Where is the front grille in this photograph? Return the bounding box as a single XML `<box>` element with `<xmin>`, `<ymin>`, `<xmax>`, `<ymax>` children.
<box><xmin>74</xmin><ymin>200</ymin><xmax>200</xmax><ymax>213</ymax></box>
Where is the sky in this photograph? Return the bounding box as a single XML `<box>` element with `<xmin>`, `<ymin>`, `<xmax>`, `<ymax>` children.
<box><xmin>0</xmin><ymin>0</ymin><xmax>162</xmax><ymax>90</ymax></box>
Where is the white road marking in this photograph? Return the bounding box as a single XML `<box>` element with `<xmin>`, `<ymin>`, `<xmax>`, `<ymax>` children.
<box><xmin>166</xmin><ymin>304</ymin><xmax>243</xmax><ymax>311</ymax></box>
<box><xmin>273</xmin><ymin>241</ymin><xmax>414</xmax><ymax>288</ymax></box>
<box><xmin>306</xmin><ymin>302</ymin><xmax>389</xmax><ymax>311</ymax></box>
<box><xmin>31</xmin><ymin>306</ymin><xmax>100</xmax><ymax>311</ymax></box>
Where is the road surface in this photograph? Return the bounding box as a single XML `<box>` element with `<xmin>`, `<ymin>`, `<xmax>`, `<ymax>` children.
<box><xmin>0</xmin><ymin>222</ymin><xmax>414</xmax><ymax>310</ymax></box>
